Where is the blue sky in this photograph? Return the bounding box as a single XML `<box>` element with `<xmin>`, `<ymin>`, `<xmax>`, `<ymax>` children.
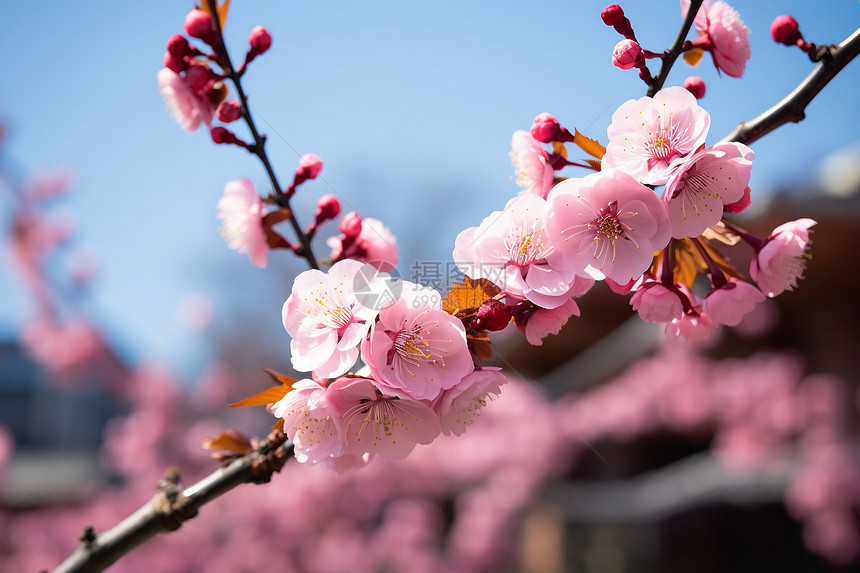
<box><xmin>1</xmin><ymin>1</ymin><xmax>858</xmax><ymax>378</ymax></box>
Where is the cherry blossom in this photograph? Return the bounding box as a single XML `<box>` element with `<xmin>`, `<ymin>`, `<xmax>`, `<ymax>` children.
<box><xmin>435</xmin><ymin>368</ymin><xmax>507</xmax><ymax>436</ymax></box>
<box><xmin>513</xmin><ymin>297</ymin><xmax>581</xmax><ymax>346</ymax></box>
<box><xmin>630</xmin><ymin>281</ymin><xmax>685</xmax><ymax>323</ymax></box>
<box><xmin>361</xmin><ymin>282</ymin><xmax>473</xmax><ymax>401</ymax></box>
<box><xmin>217</xmin><ymin>178</ymin><xmax>268</xmax><ymax>268</ymax></box>
<box><xmin>453</xmin><ymin>194</ymin><xmax>576</xmax><ymax>309</ymax></box>
<box><xmin>663</xmin><ymin>142</ymin><xmax>754</xmax><ymax>239</ymax></box>
<box><xmin>510</xmin><ymin>130</ymin><xmax>554</xmax><ymax>198</ymax></box>
<box><xmin>270</xmin><ymin>379</ymin><xmax>344</xmax><ymax>466</ymax></box>
<box><xmin>602</xmin><ymin>86</ymin><xmax>710</xmax><ymax>185</ymax></box>
<box><xmin>703</xmin><ymin>278</ymin><xmax>765</xmax><ymax>327</ymax></box>
<box><xmin>157</xmin><ymin>68</ymin><xmax>214</xmax><ymax>132</ymax></box>
<box><xmin>751</xmin><ymin>218</ymin><xmax>816</xmax><ymax>297</ymax></box>
<box><xmin>327</xmin><ymin>377</ymin><xmax>441</xmax><ymax>460</ymax></box>
<box><xmin>682</xmin><ymin>0</ymin><xmax>751</xmax><ymax>78</ymax></box>
<box><xmin>283</xmin><ymin>259</ymin><xmax>381</xmax><ymax>378</ymax></box>
<box><xmin>546</xmin><ymin>169</ymin><xmax>672</xmax><ymax>283</ymax></box>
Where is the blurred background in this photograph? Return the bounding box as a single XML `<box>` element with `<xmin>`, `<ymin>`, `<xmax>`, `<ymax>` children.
<box><xmin>1</xmin><ymin>1</ymin><xmax>859</xmax><ymax>571</ymax></box>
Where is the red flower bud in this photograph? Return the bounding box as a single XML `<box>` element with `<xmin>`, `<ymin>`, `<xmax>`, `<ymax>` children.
<box><xmin>530</xmin><ymin>113</ymin><xmax>561</xmax><ymax>143</ymax></box>
<box><xmin>601</xmin><ymin>4</ymin><xmax>625</xmax><ymax>27</ymax></box>
<box><xmin>682</xmin><ymin>76</ymin><xmax>706</xmax><ymax>99</ymax></box>
<box><xmin>296</xmin><ymin>153</ymin><xmax>323</xmax><ymax>181</ymax></box>
<box><xmin>210</xmin><ymin>126</ymin><xmax>233</xmax><ymax>144</ymax></box>
<box><xmin>167</xmin><ymin>34</ymin><xmax>191</xmax><ymax>58</ymax></box>
<box><xmin>612</xmin><ymin>39</ymin><xmax>644</xmax><ymax>70</ymax></box>
<box><xmin>474</xmin><ymin>299</ymin><xmax>511</xmax><ymax>332</ymax></box>
<box><xmin>185</xmin><ymin>64</ymin><xmax>210</xmax><ymax>92</ymax></box>
<box><xmin>163</xmin><ymin>51</ymin><xmax>187</xmax><ymax>74</ymax></box>
<box><xmin>184</xmin><ymin>10</ymin><xmax>214</xmax><ymax>40</ymax></box>
<box><xmin>315</xmin><ymin>194</ymin><xmax>341</xmax><ymax>224</ymax></box>
<box><xmin>248</xmin><ymin>26</ymin><xmax>272</xmax><ymax>55</ymax></box>
<box><xmin>216</xmin><ymin>100</ymin><xmax>242</xmax><ymax>123</ymax></box>
<box><xmin>338</xmin><ymin>211</ymin><xmax>363</xmax><ymax>238</ymax></box>
<box><xmin>770</xmin><ymin>15</ymin><xmax>803</xmax><ymax>46</ymax></box>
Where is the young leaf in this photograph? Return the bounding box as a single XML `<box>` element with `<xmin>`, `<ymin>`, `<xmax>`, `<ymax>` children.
<box><xmin>197</xmin><ymin>0</ymin><xmax>230</xmax><ymax>29</ymax></box>
<box><xmin>203</xmin><ymin>429</ymin><xmax>253</xmax><ymax>455</ymax></box>
<box><xmin>683</xmin><ymin>48</ymin><xmax>704</xmax><ymax>67</ymax></box>
<box><xmin>442</xmin><ymin>277</ymin><xmax>501</xmax><ymax>317</ymax></box>
<box><xmin>552</xmin><ymin>141</ymin><xmax>569</xmax><ymax>160</ymax></box>
<box><xmin>573</xmin><ymin>129</ymin><xmax>606</xmax><ymax>159</ymax></box>
<box><xmin>229</xmin><ymin>368</ymin><xmax>296</xmax><ymax>408</ymax></box>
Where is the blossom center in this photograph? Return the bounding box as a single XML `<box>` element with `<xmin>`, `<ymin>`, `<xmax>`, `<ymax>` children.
<box><xmin>505</xmin><ymin>225</ymin><xmax>552</xmax><ymax>267</ymax></box>
<box><xmin>389</xmin><ymin>325</ymin><xmax>435</xmax><ymax>366</ymax></box>
<box><xmin>645</xmin><ymin>117</ymin><xmax>685</xmax><ymax>170</ymax></box>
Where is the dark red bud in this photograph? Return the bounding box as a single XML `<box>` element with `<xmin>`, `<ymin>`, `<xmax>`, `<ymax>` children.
<box><xmin>248</xmin><ymin>26</ymin><xmax>272</xmax><ymax>54</ymax></box>
<box><xmin>771</xmin><ymin>15</ymin><xmax>802</xmax><ymax>46</ymax></box>
<box><xmin>601</xmin><ymin>5</ymin><xmax>625</xmax><ymax>27</ymax></box>
<box><xmin>314</xmin><ymin>194</ymin><xmax>341</xmax><ymax>224</ymax></box>
<box><xmin>184</xmin><ymin>10</ymin><xmax>214</xmax><ymax>40</ymax></box>
<box><xmin>682</xmin><ymin>76</ymin><xmax>706</xmax><ymax>99</ymax></box>
<box><xmin>530</xmin><ymin>113</ymin><xmax>561</xmax><ymax>143</ymax></box>
<box><xmin>163</xmin><ymin>51</ymin><xmax>187</xmax><ymax>74</ymax></box>
<box><xmin>475</xmin><ymin>299</ymin><xmax>511</xmax><ymax>332</ymax></box>
<box><xmin>167</xmin><ymin>34</ymin><xmax>191</xmax><ymax>58</ymax></box>
<box><xmin>216</xmin><ymin>100</ymin><xmax>242</xmax><ymax>123</ymax></box>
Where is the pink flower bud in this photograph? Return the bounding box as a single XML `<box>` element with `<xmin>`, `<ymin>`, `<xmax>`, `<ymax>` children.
<box><xmin>601</xmin><ymin>4</ymin><xmax>625</xmax><ymax>27</ymax></box>
<box><xmin>315</xmin><ymin>194</ymin><xmax>341</xmax><ymax>223</ymax></box>
<box><xmin>338</xmin><ymin>211</ymin><xmax>363</xmax><ymax>238</ymax></box>
<box><xmin>612</xmin><ymin>39</ymin><xmax>644</xmax><ymax>70</ymax></box>
<box><xmin>167</xmin><ymin>34</ymin><xmax>191</xmax><ymax>58</ymax></box>
<box><xmin>530</xmin><ymin>113</ymin><xmax>561</xmax><ymax>143</ymax></box>
<box><xmin>184</xmin><ymin>10</ymin><xmax>214</xmax><ymax>40</ymax></box>
<box><xmin>185</xmin><ymin>64</ymin><xmax>210</xmax><ymax>92</ymax></box>
<box><xmin>296</xmin><ymin>153</ymin><xmax>323</xmax><ymax>180</ymax></box>
<box><xmin>163</xmin><ymin>51</ymin><xmax>187</xmax><ymax>74</ymax></box>
<box><xmin>683</xmin><ymin>76</ymin><xmax>706</xmax><ymax>99</ymax></box>
<box><xmin>248</xmin><ymin>26</ymin><xmax>272</xmax><ymax>54</ymax></box>
<box><xmin>474</xmin><ymin>299</ymin><xmax>511</xmax><ymax>332</ymax></box>
<box><xmin>210</xmin><ymin>126</ymin><xmax>233</xmax><ymax>144</ymax></box>
<box><xmin>770</xmin><ymin>15</ymin><xmax>802</xmax><ymax>46</ymax></box>
<box><xmin>216</xmin><ymin>100</ymin><xmax>242</xmax><ymax>123</ymax></box>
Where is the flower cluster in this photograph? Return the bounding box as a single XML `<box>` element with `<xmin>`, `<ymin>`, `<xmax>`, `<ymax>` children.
<box><xmin>454</xmin><ymin>85</ymin><xmax>815</xmax><ymax>342</ymax></box>
<box><xmin>275</xmin><ymin>259</ymin><xmax>506</xmax><ymax>468</ymax></box>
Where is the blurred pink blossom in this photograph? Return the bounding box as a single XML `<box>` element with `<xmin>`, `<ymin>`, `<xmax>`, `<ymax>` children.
<box><xmin>216</xmin><ymin>178</ymin><xmax>268</xmax><ymax>268</ymax></box>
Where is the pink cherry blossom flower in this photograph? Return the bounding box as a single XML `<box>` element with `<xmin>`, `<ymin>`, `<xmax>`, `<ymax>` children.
<box><xmin>664</xmin><ymin>285</ymin><xmax>717</xmax><ymax>340</ymax></box>
<box><xmin>704</xmin><ymin>278</ymin><xmax>765</xmax><ymax>327</ymax></box>
<box><xmin>270</xmin><ymin>379</ymin><xmax>344</xmax><ymax>466</ymax></box>
<box><xmin>435</xmin><ymin>368</ymin><xmax>507</xmax><ymax>436</ymax></box>
<box><xmin>682</xmin><ymin>0</ymin><xmax>751</xmax><ymax>78</ymax></box>
<box><xmin>453</xmin><ymin>194</ymin><xmax>576</xmax><ymax>309</ymax></box>
<box><xmin>157</xmin><ymin>68</ymin><xmax>214</xmax><ymax>132</ymax></box>
<box><xmin>546</xmin><ymin>169</ymin><xmax>672</xmax><ymax>283</ymax></box>
<box><xmin>327</xmin><ymin>377</ymin><xmax>441</xmax><ymax>460</ymax></box>
<box><xmin>217</xmin><ymin>178</ymin><xmax>268</xmax><ymax>268</ymax></box>
<box><xmin>630</xmin><ymin>282</ymin><xmax>685</xmax><ymax>323</ymax></box>
<box><xmin>361</xmin><ymin>282</ymin><xmax>473</xmax><ymax>401</ymax></box>
<box><xmin>510</xmin><ymin>130</ymin><xmax>554</xmax><ymax>199</ymax></box>
<box><xmin>602</xmin><ymin>86</ymin><xmax>710</xmax><ymax>185</ymax></box>
<box><xmin>327</xmin><ymin>216</ymin><xmax>399</xmax><ymax>271</ymax></box>
<box><xmin>750</xmin><ymin>218</ymin><xmax>816</xmax><ymax>297</ymax></box>
<box><xmin>663</xmin><ymin>142</ymin><xmax>754</xmax><ymax>239</ymax></box>
<box><xmin>514</xmin><ymin>297</ymin><xmax>581</xmax><ymax>346</ymax></box>
<box><xmin>283</xmin><ymin>259</ymin><xmax>380</xmax><ymax>378</ymax></box>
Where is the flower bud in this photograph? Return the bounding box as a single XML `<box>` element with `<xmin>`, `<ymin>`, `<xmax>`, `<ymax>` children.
<box><xmin>473</xmin><ymin>299</ymin><xmax>511</xmax><ymax>332</ymax></box>
<box><xmin>770</xmin><ymin>15</ymin><xmax>802</xmax><ymax>46</ymax></box>
<box><xmin>184</xmin><ymin>9</ymin><xmax>214</xmax><ymax>40</ymax></box>
<box><xmin>210</xmin><ymin>126</ymin><xmax>234</xmax><ymax>144</ymax></box>
<box><xmin>314</xmin><ymin>194</ymin><xmax>341</xmax><ymax>224</ymax></box>
<box><xmin>612</xmin><ymin>39</ymin><xmax>644</xmax><ymax>70</ymax></box>
<box><xmin>167</xmin><ymin>34</ymin><xmax>191</xmax><ymax>58</ymax></box>
<box><xmin>163</xmin><ymin>52</ymin><xmax>187</xmax><ymax>74</ymax></box>
<box><xmin>295</xmin><ymin>153</ymin><xmax>323</xmax><ymax>181</ymax></box>
<box><xmin>530</xmin><ymin>113</ymin><xmax>561</xmax><ymax>143</ymax></box>
<box><xmin>601</xmin><ymin>4</ymin><xmax>625</xmax><ymax>27</ymax></box>
<box><xmin>248</xmin><ymin>26</ymin><xmax>272</xmax><ymax>55</ymax></box>
<box><xmin>682</xmin><ymin>76</ymin><xmax>706</xmax><ymax>99</ymax></box>
<box><xmin>216</xmin><ymin>100</ymin><xmax>242</xmax><ymax>123</ymax></box>
<box><xmin>338</xmin><ymin>211</ymin><xmax>363</xmax><ymax>238</ymax></box>
<box><xmin>185</xmin><ymin>64</ymin><xmax>210</xmax><ymax>92</ymax></box>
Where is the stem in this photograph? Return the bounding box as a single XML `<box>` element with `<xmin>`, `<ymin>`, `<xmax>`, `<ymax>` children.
<box><xmin>646</xmin><ymin>0</ymin><xmax>704</xmax><ymax>97</ymax></box>
<box><xmin>50</xmin><ymin>432</ymin><xmax>293</xmax><ymax>573</ymax></box>
<box><xmin>691</xmin><ymin>237</ymin><xmax>727</xmax><ymax>289</ymax></box>
<box><xmin>721</xmin><ymin>27</ymin><xmax>860</xmax><ymax>146</ymax></box>
<box><xmin>206</xmin><ymin>0</ymin><xmax>319</xmax><ymax>269</ymax></box>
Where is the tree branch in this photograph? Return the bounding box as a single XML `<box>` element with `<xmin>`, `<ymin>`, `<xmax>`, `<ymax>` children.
<box><xmin>49</xmin><ymin>431</ymin><xmax>293</xmax><ymax>573</ymax></box>
<box><xmin>721</xmin><ymin>27</ymin><xmax>860</xmax><ymax>146</ymax></box>
<box><xmin>646</xmin><ymin>0</ymin><xmax>703</xmax><ymax>97</ymax></box>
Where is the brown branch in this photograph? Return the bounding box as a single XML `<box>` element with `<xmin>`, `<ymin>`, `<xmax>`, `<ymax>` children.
<box><xmin>722</xmin><ymin>27</ymin><xmax>860</xmax><ymax>146</ymax></box>
<box><xmin>646</xmin><ymin>0</ymin><xmax>704</xmax><ymax>97</ymax></box>
<box><xmin>49</xmin><ymin>431</ymin><xmax>293</xmax><ymax>573</ymax></box>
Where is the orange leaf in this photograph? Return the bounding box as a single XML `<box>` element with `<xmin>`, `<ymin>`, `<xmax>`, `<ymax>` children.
<box><xmin>683</xmin><ymin>48</ymin><xmax>704</xmax><ymax>67</ymax></box>
<box><xmin>203</xmin><ymin>429</ymin><xmax>253</xmax><ymax>455</ymax></box>
<box><xmin>573</xmin><ymin>129</ymin><xmax>606</xmax><ymax>159</ymax></box>
<box><xmin>262</xmin><ymin>208</ymin><xmax>293</xmax><ymax>227</ymax></box>
<box><xmin>552</xmin><ymin>141</ymin><xmax>568</xmax><ymax>160</ymax></box>
<box><xmin>584</xmin><ymin>159</ymin><xmax>602</xmax><ymax>171</ymax></box>
<box><xmin>229</xmin><ymin>368</ymin><xmax>296</xmax><ymax>408</ymax></box>
<box><xmin>271</xmin><ymin>418</ymin><xmax>286</xmax><ymax>432</ymax></box>
<box><xmin>442</xmin><ymin>276</ymin><xmax>501</xmax><ymax>317</ymax></box>
<box><xmin>196</xmin><ymin>0</ymin><xmax>230</xmax><ymax>29</ymax></box>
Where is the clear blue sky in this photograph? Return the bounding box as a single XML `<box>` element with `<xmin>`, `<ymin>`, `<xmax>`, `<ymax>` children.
<box><xmin>1</xmin><ymin>1</ymin><xmax>858</xmax><ymax>378</ymax></box>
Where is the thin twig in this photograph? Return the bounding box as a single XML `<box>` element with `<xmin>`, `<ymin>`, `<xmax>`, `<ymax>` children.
<box><xmin>206</xmin><ymin>0</ymin><xmax>319</xmax><ymax>269</ymax></box>
<box><xmin>50</xmin><ymin>432</ymin><xmax>293</xmax><ymax>573</ymax></box>
<box><xmin>646</xmin><ymin>0</ymin><xmax>703</xmax><ymax>97</ymax></box>
<box><xmin>721</xmin><ymin>27</ymin><xmax>860</xmax><ymax>146</ymax></box>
